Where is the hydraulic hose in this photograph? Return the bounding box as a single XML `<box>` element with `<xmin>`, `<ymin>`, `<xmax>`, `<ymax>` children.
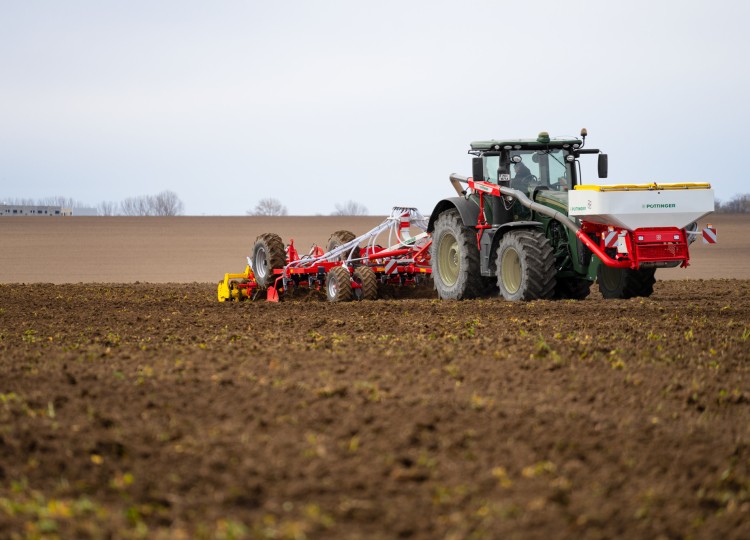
<box><xmin>498</xmin><ymin>185</ymin><xmax>580</xmax><ymax>233</ymax></box>
<box><xmin>497</xmin><ymin>185</ymin><xmax>632</xmax><ymax>269</ymax></box>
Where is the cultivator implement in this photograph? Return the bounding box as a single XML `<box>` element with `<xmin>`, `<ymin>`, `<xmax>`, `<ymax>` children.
<box><xmin>217</xmin><ymin>207</ymin><xmax>432</xmax><ymax>303</ymax></box>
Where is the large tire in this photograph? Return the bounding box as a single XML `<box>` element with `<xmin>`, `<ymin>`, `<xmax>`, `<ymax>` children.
<box><xmin>431</xmin><ymin>209</ymin><xmax>486</xmax><ymax>300</ymax></box>
<box><xmin>495</xmin><ymin>229</ymin><xmax>556</xmax><ymax>301</ymax></box>
<box><xmin>554</xmin><ymin>277</ymin><xmax>592</xmax><ymax>300</ymax></box>
<box><xmin>597</xmin><ymin>265</ymin><xmax>656</xmax><ymax>299</ymax></box>
<box><xmin>353</xmin><ymin>266</ymin><xmax>378</xmax><ymax>301</ymax></box>
<box><xmin>326</xmin><ymin>265</ymin><xmax>353</xmax><ymax>302</ymax></box>
<box><xmin>327</xmin><ymin>230</ymin><xmax>361</xmax><ymax>262</ymax></box>
<box><xmin>252</xmin><ymin>233</ymin><xmax>285</xmax><ymax>289</ymax></box>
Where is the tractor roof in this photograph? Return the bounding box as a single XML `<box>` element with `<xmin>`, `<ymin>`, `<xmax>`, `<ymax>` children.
<box><xmin>470</xmin><ymin>135</ymin><xmax>582</xmax><ymax>152</ymax></box>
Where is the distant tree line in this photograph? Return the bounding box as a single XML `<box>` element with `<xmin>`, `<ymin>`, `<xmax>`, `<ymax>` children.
<box><xmin>247</xmin><ymin>198</ymin><xmax>369</xmax><ymax>216</ymax></box>
<box><xmin>116</xmin><ymin>191</ymin><xmax>184</xmax><ymax>216</ymax></box>
<box><xmin>3</xmin><ymin>195</ymin><xmax>81</xmax><ymax>208</ymax></box>
<box><xmin>715</xmin><ymin>193</ymin><xmax>750</xmax><ymax>213</ymax></box>
<box><xmin>2</xmin><ymin>191</ymin><xmax>185</xmax><ymax>216</ymax></box>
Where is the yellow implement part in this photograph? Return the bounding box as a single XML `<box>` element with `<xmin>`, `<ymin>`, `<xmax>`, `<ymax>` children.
<box><xmin>217</xmin><ymin>265</ymin><xmax>256</xmax><ymax>302</ymax></box>
<box><xmin>574</xmin><ymin>182</ymin><xmax>712</xmax><ymax>192</ymax></box>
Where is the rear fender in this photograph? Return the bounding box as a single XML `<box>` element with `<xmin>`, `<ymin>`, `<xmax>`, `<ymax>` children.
<box><xmin>427</xmin><ymin>197</ymin><xmax>480</xmax><ymax>232</ymax></box>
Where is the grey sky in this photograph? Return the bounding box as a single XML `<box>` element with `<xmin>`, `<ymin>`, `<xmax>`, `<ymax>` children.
<box><xmin>1</xmin><ymin>1</ymin><xmax>748</xmax><ymax>215</ymax></box>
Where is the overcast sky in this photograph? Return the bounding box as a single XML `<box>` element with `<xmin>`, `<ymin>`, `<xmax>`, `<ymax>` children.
<box><xmin>1</xmin><ymin>1</ymin><xmax>748</xmax><ymax>215</ymax></box>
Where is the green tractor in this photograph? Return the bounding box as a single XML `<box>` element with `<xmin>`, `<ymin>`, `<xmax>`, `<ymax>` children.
<box><xmin>428</xmin><ymin>129</ymin><xmax>711</xmax><ymax>301</ymax></box>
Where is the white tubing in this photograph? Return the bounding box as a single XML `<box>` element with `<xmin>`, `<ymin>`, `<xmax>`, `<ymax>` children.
<box><xmin>284</xmin><ymin>207</ymin><xmax>428</xmax><ymax>269</ymax></box>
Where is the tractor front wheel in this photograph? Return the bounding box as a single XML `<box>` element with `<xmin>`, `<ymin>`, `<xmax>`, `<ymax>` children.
<box><xmin>495</xmin><ymin>229</ymin><xmax>556</xmax><ymax>301</ymax></box>
<box><xmin>597</xmin><ymin>265</ymin><xmax>656</xmax><ymax>299</ymax></box>
<box><xmin>431</xmin><ymin>209</ymin><xmax>485</xmax><ymax>300</ymax></box>
<box><xmin>252</xmin><ymin>233</ymin><xmax>285</xmax><ymax>289</ymax></box>
<box><xmin>326</xmin><ymin>265</ymin><xmax>354</xmax><ymax>302</ymax></box>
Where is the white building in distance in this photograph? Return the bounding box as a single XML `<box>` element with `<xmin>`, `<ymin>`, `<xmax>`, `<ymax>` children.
<box><xmin>0</xmin><ymin>205</ymin><xmax>97</xmax><ymax>216</ymax></box>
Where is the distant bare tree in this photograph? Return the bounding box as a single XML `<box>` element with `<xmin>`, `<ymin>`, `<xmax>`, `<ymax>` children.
<box><xmin>120</xmin><ymin>195</ymin><xmax>154</xmax><ymax>216</ymax></box>
<box><xmin>331</xmin><ymin>200</ymin><xmax>368</xmax><ymax>216</ymax></box>
<box><xmin>119</xmin><ymin>191</ymin><xmax>184</xmax><ymax>216</ymax></box>
<box><xmin>2</xmin><ymin>197</ymin><xmax>36</xmax><ymax>205</ymax></box>
<box><xmin>38</xmin><ymin>196</ymin><xmax>79</xmax><ymax>208</ymax></box>
<box><xmin>152</xmin><ymin>190</ymin><xmax>185</xmax><ymax>216</ymax></box>
<box><xmin>97</xmin><ymin>201</ymin><xmax>119</xmax><ymax>216</ymax></box>
<box><xmin>716</xmin><ymin>193</ymin><xmax>750</xmax><ymax>213</ymax></box>
<box><xmin>248</xmin><ymin>198</ymin><xmax>288</xmax><ymax>216</ymax></box>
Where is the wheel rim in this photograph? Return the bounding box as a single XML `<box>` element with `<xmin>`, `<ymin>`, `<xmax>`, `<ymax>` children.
<box><xmin>501</xmin><ymin>247</ymin><xmax>522</xmax><ymax>294</ymax></box>
<box><xmin>437</xmin><ymin>232</ymin><xmax>459</xmax><ymax>286</ymax></box>
<box><xmin>599</xmin><ymin>265</ymin><xmax>621</xmax><ymax>291</ymax></box>
<box><xmin>327</xmin><ymin>275</ymin><xmax>338</xmax><ymax>298</ymax></box>
<box><xmin>255</xmin><ymin>247</ymin><xmax>267</xmax><ymax>279</ymax></box>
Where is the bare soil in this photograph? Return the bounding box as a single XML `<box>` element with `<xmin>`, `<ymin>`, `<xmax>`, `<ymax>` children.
<box><xmin>1</xmin><ymin>280</ymin><xmax>749</xmax><ymax>539</ymax></box>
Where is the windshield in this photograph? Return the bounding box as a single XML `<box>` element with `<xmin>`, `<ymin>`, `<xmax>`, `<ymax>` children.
<box><xmin>509</xmin><ymin>149</ymin><xmax>572</xmax><ymax>192</ymax></box>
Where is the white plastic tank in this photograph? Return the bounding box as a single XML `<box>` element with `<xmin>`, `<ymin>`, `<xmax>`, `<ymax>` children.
<box><xmin>568</xmin><ymin>183</ymin><xmax>714</xmax><ymax>230</ymax></box>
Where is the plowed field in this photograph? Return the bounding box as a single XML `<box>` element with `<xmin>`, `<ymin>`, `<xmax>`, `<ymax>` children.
<box><xmin>1</xmin><ymin>280</ymin><xmax>749</xmax><ymax>539</ymax></box>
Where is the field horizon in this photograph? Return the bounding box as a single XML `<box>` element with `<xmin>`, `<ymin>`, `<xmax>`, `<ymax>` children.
<box><xmin>1</xmin><ymin>213</ymin><xmax>748</xmax><ymax>284</ymax></box>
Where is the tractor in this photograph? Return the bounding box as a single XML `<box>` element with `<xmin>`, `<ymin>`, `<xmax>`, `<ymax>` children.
<box><xmin>428</xmin><ymin>129</ymin><xmax>715</xmax><ymax>301</ymax></box>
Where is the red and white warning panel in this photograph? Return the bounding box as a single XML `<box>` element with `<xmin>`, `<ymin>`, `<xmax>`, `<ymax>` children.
<box><xmin>603</xmin><ymin>229</ymin><xmax>619</xmax><ymax>248</ymax></box>
<box><xmin>702</xmin><ymin>225</ymin><xmax>717</xmax><ymax>244</ymax></box>
<box><xmin>384</xmin><ymin>259</ymin><xmax>399</xmax><ymax>275</ymax></box>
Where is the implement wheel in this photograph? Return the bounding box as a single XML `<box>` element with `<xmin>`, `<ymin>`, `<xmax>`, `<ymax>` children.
<box><xmin>431</xmin><ymin>209</ymin><xmax>486</xmax><ymax>300</ymax></box>
<box><xmin>353</xmin><ymin>266</ymin><xmax>378</xmax><ymax>301</ymax></box>
<box><xmin>252</xmin><ymin>233</ymin><xmax>285</xmax><ymax>289</ymax></box>
<box><xmin>597</xmin><ymin>265</ymin><xmax>656</xmax><ymax>299</ymax></box>
<box><xmin>327</xmin><ymin>230</ymin><xmax>361</xmax><ymax>262</ymax></box>
<box><xmin>326</xmin><ymin>265</ymin><xmax>353</xmax><ymax>302</ymax></box>
<box><xmin>495</xmin><ymin>229</ymin><xmax>556</xmax><ymax>301</ymax></box>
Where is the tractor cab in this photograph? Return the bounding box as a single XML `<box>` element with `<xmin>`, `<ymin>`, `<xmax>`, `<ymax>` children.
<box><xmin>468</xmin><ymin>130</ymin><xmax>608</xmax><ymax>223</ymax></box>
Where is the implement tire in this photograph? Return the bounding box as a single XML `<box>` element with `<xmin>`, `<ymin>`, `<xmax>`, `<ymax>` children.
<box><xmin>326</xmin><ymin>265</ymin><xmax>354</xmax><ymax>302</ymax></box>
<box><xmin>252</xmin><ymin>233</ymin><xmax>286</xmax><ymax>289</ymax></box>
<box><xmin>431</xmin><ymin>209</ymin><xmax>485</xmax><ymax>300</ymax></box>
<box><xmin>495</xmin><ymin>229</ymin><xmax>556</xmax><ymax>301</ymax></box>
<box><xmin>353</xmin><ymin>266</ymin><xmax>378</xmax><ymax>301</ymax></box>
<box><xmin>327</xmin><ymin>230</ymin><xmax>361</xmax><ymax>262</ymax></box>
<box><xmin>597</xmin><ymin>266</ymin><xmax>656</xmax><ymax>299</ymax></box>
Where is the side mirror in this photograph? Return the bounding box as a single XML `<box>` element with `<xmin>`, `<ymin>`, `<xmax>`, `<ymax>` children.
<box><xmin>598</xmin><ymin>154</ymin><xmax>608</xmax><ymax>179</ymax></box>
<box><xmin>472</xmin><ymin>157</ymin><xmax>484</xmax><ymax>182</ymax></box>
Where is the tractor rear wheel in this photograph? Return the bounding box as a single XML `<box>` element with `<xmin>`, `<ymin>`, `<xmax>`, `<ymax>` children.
<box><xmin>431</xmin><ymin>209</ymin><xmax>485</xmax><ymax>300</ymax></box>
<box><xmin>327</xmin><ymin>230</ymin><xmax>361</xmax><ymax>262</ymax></box>
<box><xmin>252</xmin><ymin>233</ymin><xmax>285</xmax><ymax>289</ymax></box>
<box><xmin>597</xmin><ymin>265</ymin><xmax>656</xmax><ymax>299</ymax></box>
<box><xmin>554</xmin><ymin>277</ymin><xmax>592</xmax><ymax>300</ymax></box>
<box><xmin>495</xmin><ymin>229</ymin><xmax>556</xmax><ymax>301</ymax></box>
<box><xmin>353</xmin><ymin>266</ymin><xmax>378</xmax><ymax>300</ymax></box>
<box><xmin>326</xmin><ymin>265</ymin><xmax>354</xmax><ymax>302</ymax></box>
